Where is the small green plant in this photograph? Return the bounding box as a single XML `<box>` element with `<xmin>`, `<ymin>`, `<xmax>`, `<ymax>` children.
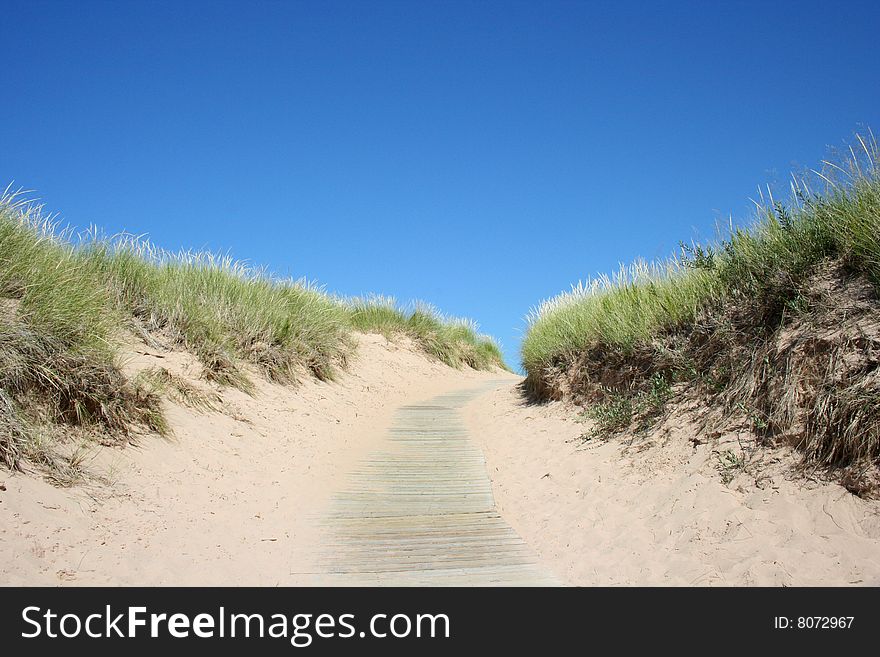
<box><xmin>716</xmin><ymin>449</ymin><xmax>746</xmax><ymax>484</ymax></box>
<box><xmin>783</xmin><ymin>291</ymin><xmax>809</xmax><ymax>317</ymax></box>
<box><xmin>645</xmin><ymin>373</ymin><xmax>673</xmax><ymax>414</ymax></box>
<box><xmin>582</xmin><ymin>373</ymin><xmax>673</xmax><ymax>439</ymax></box>
<box><xmin>679</xmin><ymin>241</ymin><xmax>717</xmax><ymax>271</ymax></box>
<box><xmin>583</xmin><ymin>391</ymin><xmax>634</xmax><ymax>437</ymax></box>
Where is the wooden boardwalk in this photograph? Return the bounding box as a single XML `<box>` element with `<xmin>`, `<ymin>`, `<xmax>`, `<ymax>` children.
<box><xmin>314</xmin><ymin>382</ymin><xmax>558</xmax><ymax>586</ymax></box>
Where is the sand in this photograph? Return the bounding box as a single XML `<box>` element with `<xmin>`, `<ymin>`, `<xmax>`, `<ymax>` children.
<box><xmin>4</xmin><ymin>338</ymin><xmax>879</xmax><ymax>586</ymax></box>
<box><xmin>463</xmin><ymin>381</ymin><xmax>880</xmax><ymax>586</ymax></box>
<box><xmin>0</xmin><ymin>333</ymin><xmax>508</xmax><ymax>585</ymax></box>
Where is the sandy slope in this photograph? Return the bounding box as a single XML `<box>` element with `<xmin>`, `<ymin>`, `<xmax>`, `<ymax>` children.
<box><xmin>463</xmin><ymin>381</ymin><xmax>880</xmax><ymax>586</ymax></box>
<box><xmin>0</xmin><ymin>334</ymin><xmax>508</xmax><ymax>585</ymax></box>
<box><xmin>5</xmin><ymin>338</ymin><xmax>879</xmax><ymax>587</ymax></box>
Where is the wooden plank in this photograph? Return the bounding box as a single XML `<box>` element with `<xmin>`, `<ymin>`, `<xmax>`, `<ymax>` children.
<box><xmin>313</xmin><ymin>380</ymin><xmax>559</xmax><ymax>586</ymax></box>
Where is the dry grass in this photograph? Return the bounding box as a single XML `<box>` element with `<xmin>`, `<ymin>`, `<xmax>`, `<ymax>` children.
<box><xmin>136</xmin><ymin>367</ymin><xmax>221</xmax><ymax>412</ymax></box>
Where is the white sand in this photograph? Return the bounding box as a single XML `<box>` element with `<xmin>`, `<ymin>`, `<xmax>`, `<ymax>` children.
<box><xmin>0</xmin><ymin>334</ymin><xmax>506</xmax><ymax>585</ymax></box>
<box><xmin>463</xmin><ymin>381</ymin><xmax>880</xmax><ymax>586</ymax></box>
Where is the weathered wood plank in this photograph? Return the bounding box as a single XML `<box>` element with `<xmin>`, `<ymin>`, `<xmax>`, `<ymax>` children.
<box><xmin>312</xmin><ymin>381</ymin><xmax>558</xmax><ymax>586</ymax></box>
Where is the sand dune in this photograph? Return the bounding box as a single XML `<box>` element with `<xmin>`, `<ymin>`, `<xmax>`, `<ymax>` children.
<box><xmin>464</xmin><ymin>382</ymin><xmax>880</xmax><ymax>586</ymax></box>
<box><xmin>3</xmin><ymin>333</ymin><xmax>878</xmax><ymax>586</ymax></box>
<box><xmin>0</xmin><ymin>334</ymin><xmax>507</xmax><ymax>585</ymax></box>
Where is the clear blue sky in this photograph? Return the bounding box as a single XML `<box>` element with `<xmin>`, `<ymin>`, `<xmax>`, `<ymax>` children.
<box><xmin>3</xmin><ymin>1</ymin><xmax>879</xmax><ymax>369</ymax></box>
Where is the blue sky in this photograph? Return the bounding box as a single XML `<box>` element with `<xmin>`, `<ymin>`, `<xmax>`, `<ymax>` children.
<box><xmin>3</xmin><ymin>0</ymin><xmax>879</xmax><ymax>369</ymax></box>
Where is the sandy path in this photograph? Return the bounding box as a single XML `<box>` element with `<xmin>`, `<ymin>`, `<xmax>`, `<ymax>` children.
<box><xmin>464</xmin><ymin>379</ymin><xmax>880</xmax><ymax>586</ymax></box>
<box><xmin>310</xmin><ymin>382</ymin><xmax>557</xmax><ymax>586</ymax></box>
<box><xmin>0</xmin><ymin>335</ymin><xmax>512</xmax><ymax>586</ymax></box>
<box><xmin>10</xmin><ymin>339</ymin><xmax>874</xmax><ymax>588</ymax></box>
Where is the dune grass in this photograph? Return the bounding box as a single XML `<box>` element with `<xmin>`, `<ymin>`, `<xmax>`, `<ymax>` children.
<box><xmin>347</xmin><ymin>296</ymin><xmax>507</xmax><ymax>371</ymax></box>
<box><xmin>86</xmin><ymin>238</ymin><xmax>353</xmax><ymax>387</ymax></box>
<box><xmin>522</xmin><ymin>259</ymin><xmax>723</xmax><ymax>368</ymax></box>
<box><xmin>0</xmin><ymin>189</ymin><xmax>506</xmax><ymax>471</ymax></box>
<box><xmin>521</xmin><ymin>131</ymin><xmax>880</xmax><ymax>480</ymax></box>
<box><xmin>523</xmin><ymin>131</ymin><xmax>880</xmax><ymax>372</ymax></box>
<box><xmin>0</xmin><ymin>194</ymin><xmax>165</xmax><ymax>469</ymax></box>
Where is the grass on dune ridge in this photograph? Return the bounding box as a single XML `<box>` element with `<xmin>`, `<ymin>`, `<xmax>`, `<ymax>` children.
<box><xmin>522</xmin><ymin>130</ymin><xmax>880</xmax><ymax>485</ymax></box>
<box><xmin>0</xmin><ymin>190</ymin><xmax>505</xmax><ymax>472</ymax></box>
<box><xmin>347</xmin><ymin>296</ymin><xmax>506</xmax><ymax>371</ymax></box>
<box><xmin>523</xmin><ymin>130</ymin><xmax>880</xmax><ymax>370</ymax></box>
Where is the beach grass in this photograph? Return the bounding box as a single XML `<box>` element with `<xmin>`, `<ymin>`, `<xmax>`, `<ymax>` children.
<box><xmin>0</xmin><ymin>190</ymin><xmax>506</xmax><ymax>470</ymax></box>
<box><xmin>521</xmin><ymin>131</ymin><xmax>880</xmax><ymax>478</ymax></box>
<box><xmin>523</xmin><ymin>131</ymin><xmax>880</xmax><ymax>372</ymax></box>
